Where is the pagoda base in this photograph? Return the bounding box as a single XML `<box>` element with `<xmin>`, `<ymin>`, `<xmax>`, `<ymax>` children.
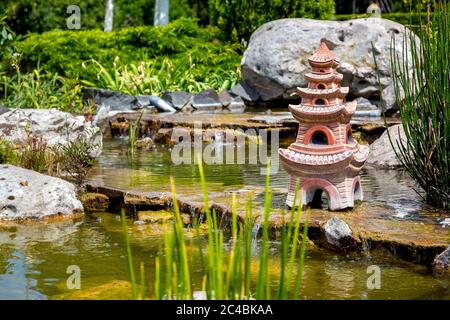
<box><xmin>286</xmin><ymin>175</ymin><xmax>363</xmax><ymax>211</ymax></box>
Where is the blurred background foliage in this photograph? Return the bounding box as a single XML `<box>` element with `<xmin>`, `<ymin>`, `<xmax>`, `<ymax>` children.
<box><xmin>0</xmin><ymin>0</ymin><xmax>433</xmax><ymax>112</ymax></box>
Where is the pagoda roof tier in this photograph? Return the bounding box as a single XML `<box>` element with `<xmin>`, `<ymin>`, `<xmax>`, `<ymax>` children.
<box><xmin>304</xmin><ymin>72</ymin><xmax>343</xmax><ymax>83</ymax></box>
<box><xmin>289</xmin><ymin>100</ymin><xmax>356</xmax><ymax>123</ymax></box>
<box><xmin>279</xmin><ymin>145</ymin><xmax>368</xmax><ymax>177</ymax></box>
<box><xmin>288</xmin><ymin>143</ymin><xmax>357</xmax><ymax>155</ymax></box>
<box><xmin>280</xmin><ymin>148</ymin><xmax>353</xmax><ymax>166</ymax></box>
<box><xmin>307</xmin><ymin>42</ymin><xmax>340</xmax><ymax>68</ymax></box>
<box><xmin>297</xmin><ymin>87</ymin><xmax>349</xmax><ymax>99</ymax></box>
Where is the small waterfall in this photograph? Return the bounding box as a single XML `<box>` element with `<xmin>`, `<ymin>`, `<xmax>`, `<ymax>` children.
<box><xmin>154</xmin><ymin>0</ymin><xmax>169</xmax><ymax>26</ymax></box>
<box><xmin>104</xmin><ymin>0</ymin><xmax>114</xmax><ymax>32</ymax></box>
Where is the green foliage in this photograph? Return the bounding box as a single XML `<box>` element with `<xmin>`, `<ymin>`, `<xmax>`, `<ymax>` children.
<box><xmin>335</xmin><ymin>12</ymin><xmax>432</xmax><ymax>26</ymax></box>
<box><xmin>0</xmin><ymin>15</ymin><xmax>17</xmax><ymax>74</ymax></box>
<box><xmin>210</xmin><ymin>0</ymin><xmax>335</xmax><ymax>41</ymax></box>
<box><xmin>384</xmin><ymin>1</ymin><xmax>450</xmax><ymax>209</ymax></box>
<box><xmin>1</xmin><ymin>0</ymin><xmax>212</xmax><ymax>34</ymax></box>
<box><xmin>83</xmin><ymin>56</ymin><xmax>240</xmax><ymax>96</ymax></box>
<box><xmin>0</xmin><ymin>140</ymin><xmax>17</xmax><ymax>164</ymax></box>
<box><xmin>11</xmin><ymin>19</ymin><xmax>241</xmax><ymax>96</ymax></box>
<box><xmin>1</xmin><ymin>67</ymin><xmax>83</xmax><ymax>112</ymax></box>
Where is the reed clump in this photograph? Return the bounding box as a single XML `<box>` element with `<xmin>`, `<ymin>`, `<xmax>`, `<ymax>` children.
<box><xmin>389</xmin><ymin>1</ymin><xmax>450</xmax><ymax>209</ymax></box>
<box><xmin>122</xmin><ymin>160</ymin><xmax>310</xmax><ymax>300</ymax></box>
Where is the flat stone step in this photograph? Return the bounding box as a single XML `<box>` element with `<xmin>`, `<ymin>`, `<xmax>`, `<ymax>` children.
<box><xmin>84</xmin><ymin>182</ymin><xmax>449</xmax><ymax>266</ymax></box>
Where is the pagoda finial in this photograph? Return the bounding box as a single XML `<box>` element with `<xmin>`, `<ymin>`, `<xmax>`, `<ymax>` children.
<box><xmin>308</xmin><ymin>41</ymin><xmax>337</xmax><ymax>64</ymax></box>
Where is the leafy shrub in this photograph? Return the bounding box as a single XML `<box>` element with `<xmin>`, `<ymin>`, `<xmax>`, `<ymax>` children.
<box><xmin>10</xmin><ymin>19</ymin><xmax>241</xmax><ymax>97</ymax></box>
<box><xmin>210</xmin><ymin>0</ymin><xmax>335</xmax><ymax>41</ymax></box>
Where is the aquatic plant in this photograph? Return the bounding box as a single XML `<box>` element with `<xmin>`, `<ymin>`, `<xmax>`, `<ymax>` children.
<box><xmin>127</xmin><ymin>112</ymin><xmax>143</xmax><ymax>159</ymax></box>
<box><xmin>57</xmin><ymin>135</ymin><xmax>97</xmax><ymax>186</ymax></box>
<box><xmin>122</xmin><ymin>159</ymin><xmax>310</xmax><ymax>300</ymax></box>
<box><xmin>388</xmin><ymin>1</ymin><xmax>450</xmax><ymax>209</ymax></box>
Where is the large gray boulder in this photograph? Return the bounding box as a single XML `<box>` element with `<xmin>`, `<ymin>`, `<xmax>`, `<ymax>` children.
<box><xmin>367</xmin><ymin>124</ymin><xmax>406</xmax><ymax>168</ymax></box>
<box><xmin>242</xmin><ymin>18</ymin><xmax>419</xmax><ymax>110</ymax></box>
<box><xmin>0</xmin><ymin>108</ymin><xmax>102</xmax><ymax>158</ymax></box>
<box><xmin>0</xmin><ymin>165</ymin><xmax>83</xmax><ymax>220</ymax></box>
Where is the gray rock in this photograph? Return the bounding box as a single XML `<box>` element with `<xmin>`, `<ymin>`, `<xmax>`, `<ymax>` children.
<box><xmin>355</xmin><ymin>97</ymin><xmax>377</xmax><ymax>111</ymax></box>
<box><xmin>0</xmin><ymin>108</ymin><xmax>102</xmax><ymax>158</ymax></box>
<box><xmin>148</xmin><ymin>95</ymin><xmax>176</xmax><ymax>113</ymax></box>
<box><xmin>135</xmin><ymin>95</ymin><xmax>152</xmax><ymax>108</ymax></box>
<box><xmin>0</xmin><ymin>165</ymin><xmax>83</xmax><ymax>220</ymax></box>
<box><xmin>218</xmin><ymin>90</ymin><xmax>233</xmax><ymax>107</ymax></box>
<box><xmin>433</xmin><ymin>246</ymin><xmax>450</xmax><ymax>274</ymax></box>
<box><xmin>82</xmin><ymin>87</ymin><xmax>138</xmax><ymax>111</ymax></box>
<box><xmin>162</xmin><ymin>91</ymin><xmax>193</xmax><ymax>110</ymax></box>
<box><xmin>230</xmin><ymin>81</ymin><xmax>260</xmax><ymax>102</ymax></box>
<box><xmin>227</xmin><ymin>96</ymin><xmax>246</xmax><ymax>112</ymax></box>
<box><xmin>192</xmin><ymin>89</ymin><xmax>223</xmax><ymax>110</ymax></box>
<box><xmin>181</xmin><ymin>104</ymin><xmax>194</xmax><ymax>113</ymax></box>
<box><xmin>242</xmin><ymin>18</ymin><xmax>419</xmax><ymax>110</ymax></box>
<box><xmin>367</xmin><ymin>124</ymin><xmax>406</xmax><ymax>168</ymax></box>
<box><xmin>323</xmin><ymin>217</ymin><xmax>354</xmax><ymax>249</ymax></box>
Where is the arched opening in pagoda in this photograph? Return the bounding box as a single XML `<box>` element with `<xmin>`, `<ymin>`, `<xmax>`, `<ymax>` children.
<box><xmin>305</xmin><ymin>188</ymin><xmax>330</xmax><ymax>209</ymax></box>
<box><xmin>317</xmin><ymin>83</ymin><xmax>327</xmax><ymax>90</ymax></box>
<box><xmin>310</xmin><ymin>131</ymin><xmax>329</xmax><ymax>145</ymax></box>
<box><xmin>304</xmin><ymin>126</ymin><xmax>335</xmax><ymax>145</ymax></box>
<box><xmin>301</xmin><ymin>179</ymin><xmax>341</xmax><ymax>211</ymax></box>
<box><xmin>314</xmin><ymin>98</ymin><xmax>327</xmax><ymax>106</ymax></box>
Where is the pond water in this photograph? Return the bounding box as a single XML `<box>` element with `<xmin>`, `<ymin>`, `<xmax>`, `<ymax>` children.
<box><xmin>0</xmin><ymin>139</ymin><xmax>449</xmax><ymax>299</ymax></box>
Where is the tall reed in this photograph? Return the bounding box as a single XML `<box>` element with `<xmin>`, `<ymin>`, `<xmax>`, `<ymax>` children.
<box><xmin>122</xmin><ymin>159</ymin><xmax>310</xmax><ymax>299</ymax></box>
<box><xmin>388</xmin><ymin>1</ymin><xmax>449</xmax><ymax>209</ymax></box>
<box><xmin>127</xmin><ymin>112</ymin><xmax>143</xmax><ymax>159</ymax></box>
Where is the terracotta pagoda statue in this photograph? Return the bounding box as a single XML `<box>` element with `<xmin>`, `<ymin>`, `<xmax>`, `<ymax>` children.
<box><xmin>279</xmin><ymin>42</ymin><xmax>369</xmax><ymax>211</ymax></box>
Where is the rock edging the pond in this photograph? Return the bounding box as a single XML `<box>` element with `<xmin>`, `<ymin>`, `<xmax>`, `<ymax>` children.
<box><xmin>0</xmin><ymin>108</ymin><xmax>103</xmax><ymax>158</ymax></box>
<box><xmin>0</xmin><ymin>165</ymin><xmax>84</xmax><ymax>220</ymax></box>
<box><xmin>83</xmin><ymin>87</ymin><xmax>246</xmax><ymax>115</ymax></box>
<box><xmin>84</xmin><ymin>183</ymin><xmax>449</xmax><ymax>266</ymax></box>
